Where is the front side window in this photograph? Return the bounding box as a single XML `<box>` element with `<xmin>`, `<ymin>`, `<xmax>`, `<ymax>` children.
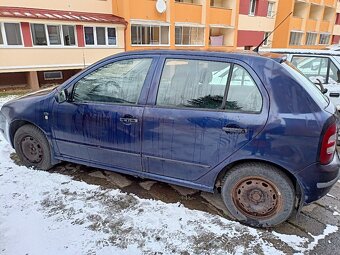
<box><xmin>249</xmin><ymin>0</ymin><xmax>257</xmax><ymax>16</ymax></box>
<box><xmin>291</xmin><ymin>56</ymin><xmax>340</xmax><ymax>84</ymax></box>
<box><xmin>131</xmin><ymin>24</ymin><xmax>169</xmax><ymax>45</ymax></box>
<box><xmin>4</xmin><ymin>23</ymin><xmax>22</xmax><ymax>45</ymax></box>
<box><xmin>62</xmin><ymin>25</ymin><xmax>76</xmax><ymax>46</ymax></box>
<box><xmin>157</xmin><ymin>59</ymin><xmax>262</xmax><ymax>112</ymax></box>
<box><xmin>175</xmin><ymin>26</ymin><xmax>204</xmax><ymax>45</ymax></box>
<box><xmin>73</xmin><ymin>58</ymin><xmax>153</xmax><ymax>104</ymax></box>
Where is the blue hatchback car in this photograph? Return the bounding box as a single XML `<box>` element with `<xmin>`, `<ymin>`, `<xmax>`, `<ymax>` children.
<box><xmin>1</xmin><ymin>50</ymin><xmax>339</xmax><ymax>227</ymax></box>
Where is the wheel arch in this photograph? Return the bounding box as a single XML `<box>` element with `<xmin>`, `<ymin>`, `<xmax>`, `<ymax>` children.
<box><xmin>214</xmin><ymin>159</ymin><xmax>303</xmax><ymax>210</ymax></box>
<box><xmin>9</xmin><ymin>120</ymin><xmax>45</xmax><ymax>147</ymax></box>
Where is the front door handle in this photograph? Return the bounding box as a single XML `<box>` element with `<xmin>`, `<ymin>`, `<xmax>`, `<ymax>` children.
<box><xmin>329</xmin><ymin>93</ymin><xmax>340</xmax><ymax>98</ymax></box>
<box><xmin>119</xmin><ymin>115</ymin><xmax>139</xmax><ymax>125</ymax></box>
<box><xmin>222</xmin><ymin>126</ymin><xmax>247</xmax><ymax>134</ymax></box>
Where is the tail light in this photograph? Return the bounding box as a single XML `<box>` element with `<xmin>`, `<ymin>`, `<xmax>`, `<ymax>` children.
<box><xmin>319</xmin><ymin>122</ymin><xmax>337</xmax><ymax>165</ymax></box>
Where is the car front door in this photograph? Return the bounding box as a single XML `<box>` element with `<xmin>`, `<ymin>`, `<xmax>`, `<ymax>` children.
<box><xmin>52</xmin><ymin>56</ymin><xmax>156</xmax><ymax>172</ymax></box>
<box><xmin>291</xmin><ymin>55</ymin><xmax>340</xmax><ymax>106</ymax></box>
<box><xmin>142</xmin><ymin>56</ymin><xmax>269</xmax><ymax>181</ymax></box>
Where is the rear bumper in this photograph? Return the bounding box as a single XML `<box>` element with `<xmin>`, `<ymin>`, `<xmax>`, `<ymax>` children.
<box><xmin>297</xmin><ymin>151</ymin><xmax>340</xmax><ymax>204</ymax></box>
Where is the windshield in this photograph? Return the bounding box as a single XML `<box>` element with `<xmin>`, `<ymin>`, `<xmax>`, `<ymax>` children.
<box><xmin>282</xmin><ymin>61</ymin><xmax>329</xmax><ymax>107</ymax></box>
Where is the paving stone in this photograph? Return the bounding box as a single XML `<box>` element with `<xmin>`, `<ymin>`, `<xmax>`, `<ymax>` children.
<box><xmin>104</xmin><ymin>171</ymin><xmax>132</xmax><ymax>188</ymax></box>
<box><xmin>139</xmin><ymin>181</ymin><xmax>157</xmax><ymax>191</ymax></box>
<box><xmin>169</xmin><ymin>184</ymin><xmax>198</xmax><ymax>196</ymax></box>
<box><xmin>88</xmin><ymin>171</ymin><xmax>107</xmax><ymax>179</ymax></box>
<box><xmin>288</xmin><ymin>212</ymin><xmax>326</xmax><ymax>236</ymax></box>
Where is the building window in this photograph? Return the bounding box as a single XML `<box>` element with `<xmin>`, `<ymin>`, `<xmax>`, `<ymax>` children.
<box><xmin>1</xmin><ymin>23</ymin><xmax>23</xmax><ymax>46</ymax></box>
<box><xmin>62</xmin><ymin>25</ymin><xmax>76</xmax><ymax>46</ymax></box>
<box><xmin>249</xmin><ymin>0</ymin><xmax>257</xmax><ymax>16</ymax></box>
<box><xmin>131</xmin><ymin>24</ymin><xmax>169</xmax><ymax>45</ymax></box>
<box><xmin>267</xmin><ymin>2</ymin><xmax>275</xmax><ymax>18</ymax></box>
<box><xmin>84</xmin><ymin>26</ymin><xmax>117</xmax><ymax>46</ymax></box>
<box><xmin>305</xmin><ymin>32</ymin><xmax>317</xmax><ymax>46</ymax></box>
<box><xmin>175</xmin><ymin>0</ymin><xmax>201</xmax><ymax>4</ymax></box>
<box><xmin>319</xmin><ymin>33</ymin><xmax>331</xmax><ymax>45</ymax></box>
<box><xmin>44</xmin><ymin>71</ymin><xmax>63</xmax><ymax>80</ymax></box>
<box><xmin>31</xmin><ymin>24</ymin><xmax>47</xmax><ymax>45</ymax></box>
<box><xmin>289</xmin><ymin>31</ymin><xmax>303</xmax><ymax>46</ymax></box>
<box><xmin>175</xmin><ymin>26</ymin><xmax>204</xmax><ymax>46</ymax></box>
<box><xmin>47</xmin><ymin>25</ymin><xmax>62</xmax><ymax>45</ymax></box>
<box><xmin>263</xmin><ymin>32</ymin><xmax>271</xmax><ymax>46</ymax></box>
<box><xmin>30</xmin><ymin>23</ymin><xmax>76</xmax><ymax>46</ymax></box>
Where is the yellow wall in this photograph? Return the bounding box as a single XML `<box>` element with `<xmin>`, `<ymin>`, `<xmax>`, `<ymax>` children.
<box><xmin>1</xmin><ymin>0</ymin><xmax>113</xmax><ymax>14</ymax></box>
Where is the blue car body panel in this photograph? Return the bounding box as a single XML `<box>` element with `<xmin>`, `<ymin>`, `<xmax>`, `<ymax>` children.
<box><xmin>0</xmin><ymin>50</ymin><xmax>339</xmax><ymax>205</ymax></box>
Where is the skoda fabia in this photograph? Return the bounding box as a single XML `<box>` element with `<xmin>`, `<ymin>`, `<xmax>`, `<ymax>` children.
<box><xmin>1</xmin><ymin>50</ymin><xmax>339</xmax><ymax>227</ymax></box>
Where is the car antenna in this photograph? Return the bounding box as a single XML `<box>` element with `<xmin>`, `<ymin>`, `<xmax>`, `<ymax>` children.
<box><xmin>253</xmin><ymin>11</ymin><xmax>293</xmax><ymax>53</ymax></box>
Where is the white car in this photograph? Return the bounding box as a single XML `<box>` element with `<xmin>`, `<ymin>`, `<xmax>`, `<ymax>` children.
<box><xmin>260</xmin><ymin>49</ymin><xmax>340</xmax><ymax>109</ymax></box>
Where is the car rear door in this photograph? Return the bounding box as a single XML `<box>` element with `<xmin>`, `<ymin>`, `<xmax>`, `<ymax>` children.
<box><xmin>52</xmin><ymin>56</ymin><xmax>157</xmax><ymax>172</ymax></box>
<box><xmin>141</xmin><ymin>55</ymin><xmax>269</xmax><ymax>181</ymax></box>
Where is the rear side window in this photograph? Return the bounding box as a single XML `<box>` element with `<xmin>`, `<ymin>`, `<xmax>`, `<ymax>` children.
<box><xmin>73</xmin><ymin>58</ymin><xmax>152</xmax><ymax>104</ymax></box>
<box><xmin>156</xmin><ymin>59</ymin><xmax>262</xmax><ymax>112</ymax></box>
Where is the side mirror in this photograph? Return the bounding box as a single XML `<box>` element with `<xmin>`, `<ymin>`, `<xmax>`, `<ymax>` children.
<box><xmin>315</xmin><ymin>78</ymin><xmax>328</xmax><ymax>94</ymax></box>
<box><xmin>55</xmin><ymin>89</ymin><xmax>68</xmax><ymax>103</ymax></box>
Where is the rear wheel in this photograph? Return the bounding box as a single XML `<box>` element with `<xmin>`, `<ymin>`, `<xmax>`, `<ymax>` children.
<box><xmin>14</xmin><ymin>124</ymin><xmax>53</xmax><ymax>170</ymax></box>
<box><xmin>221</xmin><ymin>162</ymin><xmax>295</xmax><ymax>227</ymax></box>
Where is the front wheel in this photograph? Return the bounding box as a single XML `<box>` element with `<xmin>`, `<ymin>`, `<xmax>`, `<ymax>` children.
<box><xmin>221</xmin><ymin>162</ymin><xmax>295</xmax><ymax>228</ymax></box>
<box><xmin>14</xmin><ymin>124</ymin><xmax>53</xmax><ymax>170</ymax></box>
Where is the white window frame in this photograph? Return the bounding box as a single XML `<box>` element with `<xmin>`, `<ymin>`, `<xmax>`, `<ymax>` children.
<box><xmin>30</xmin><ymin>23</ymin><xmax>77</xmax><ymax>48</ymax></box>
<box><xmin>289</xmin><ymin>31</ymin><xmax>303</xmax><ymax>46</ymax></box>
<box><xmin>305</xmin><ymin>32</ymin><xmax>317</xmax><ymax>46</ymax></box>
<box><xmin>83</xmin><ymin>26</ymin><xmax>117</xmax><ymax>47</ymax></box>
<box><xmin>0</xmin><ymin>22</ymin><xmax>24</xmax><ymax>47</ymax></box>
<box><xmin>319</xmin><ymin>33</ymin><xmax>331</xmax><ymax>45</ymax></box>
<box><xmin>249</xmin><ymin>0</ymin><xmax>257</xmax><ymax>16</ymax></box>
<box><xmin>130</xmin><ymin>22</ymin><xmax>170</xmax><ymax>46</ymax></box>
<box><xmin>175</xmin><ymin>23</ymin><xmax>205</xmax><ymax>46</ymax></box>
<box><xmin>267</xmin><ymin>2</ymin><xmax>275</xmax><ymax>18</ymax></box>
<box><xmin>263</xmin><ymin>32</ymin><xmax>271</xmax><ymax>46</ymax></box>
<box><xmin>43</xmin><ymin>71</ymin><xmax>63</xmax><ymax>80</ymax></box>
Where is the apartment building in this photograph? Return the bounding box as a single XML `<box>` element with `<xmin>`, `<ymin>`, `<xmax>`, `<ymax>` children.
<box><xmin>112</xmin><ymin>0</ymin><xmax>239</xmax><ymax>51</ymax></box>
<box><xmin>332</xmin><ymin>0</ymin><xmax>340</xmax><ymax>44</ymax></box>
<box><xmin>0</xmin><ymin>0</ymin><xmax>126</xmax><ymax>90</ymax></box>
<box><xmin>237</xmin><ymin>0</ymin><xmax>278</xmax><ymax>49</ymax></box>
<box><xmin>272</xmin><ymin>0</ymin><xmax>337</xmax><ymax>49</ymax></box>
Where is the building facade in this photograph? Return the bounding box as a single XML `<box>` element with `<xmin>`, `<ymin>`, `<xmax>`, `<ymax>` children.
<box><xmin>112</xmin><ymin>0</ymin><xmax>239</xmax><ymax>51</ymax></box>
<box><xmin>272</xmin><ymin>0</ymin><xmax>337</xmax><ymax>49</ymax></box>
<box><xmin>0</xmin><ymin>0</ymin><xmax>126</xmax><ymax>90</ymax></box>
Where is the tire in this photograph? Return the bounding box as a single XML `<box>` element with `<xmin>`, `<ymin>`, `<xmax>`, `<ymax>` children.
<box><xmin>221</xmin><ymin>162</ymin><xmax>295</xmax><ymax>228</ymax></box>
<box><xmin>14</xmin><ymin>124</ymin><xmax>53</xmax><ymax>170</ymax></box>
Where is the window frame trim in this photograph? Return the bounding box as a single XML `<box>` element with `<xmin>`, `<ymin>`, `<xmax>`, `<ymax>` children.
<box><xmin>83</xmin><ymin>25</ymin><xmax>118</xmax><ymax>47</ymax></box>
<box><xmin>0</xmin><ymin>22</ymin><xmax>24</xmax><ymax>48</ymax></box>
<box><xmin>152</xmin><ymin>56</ymin><xmax>264</xmax><ymax>114</ymax></box>
<box><xmin>29</xmin><ymin>22</ymin><xmax>78</xmax><ymax>48</ymax></box>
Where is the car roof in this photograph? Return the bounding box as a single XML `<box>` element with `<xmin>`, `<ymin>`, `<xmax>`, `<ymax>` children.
<box><xmin>260</xmin><ymin>48</ymin><xmax>340</xmax><ymax>57</ymax></box>
<box><xmin>110</xmin><ymin>50</ymin><xmax>286</xmax><ymax>64</ymax></box>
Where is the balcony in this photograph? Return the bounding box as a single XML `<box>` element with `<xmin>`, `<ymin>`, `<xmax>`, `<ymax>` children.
<box><xmin>324</xmin><ymin>0</ymin><xmax>336</xmax><ymax>7</ymax></box>
<box><xmin>293</xmin><ymin>1</ymin><xmax>309</xmax><ymax>19</ymax></box>
<box><xmin>129</xmin><ymin>0</ymin><xmax>166</xmax><ymax>21</ymax></box>
<box><xmin>209</xmin><ymin>26</ymin><xmax>234</xmax><ymax>47</ymax></box>
<box><xmin>174</xmin><ymin>1</ymin><xmax>202</xmax><ymax>23</ymax></box>
<box><xmin>209</xmin><ymin>7</ymin><xmax>232</xmax><ymax>25</ymax></box>
<box><xmin>309</xmin><ymin>0</ymin><xmax>321</xmax><ymax>4</ymax></box>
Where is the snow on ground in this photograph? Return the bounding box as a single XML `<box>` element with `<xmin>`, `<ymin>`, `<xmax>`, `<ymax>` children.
<box><xmin>0</xmin><ymin>96</ymin><xmax>338</xmax><ymax>254</ymax></box>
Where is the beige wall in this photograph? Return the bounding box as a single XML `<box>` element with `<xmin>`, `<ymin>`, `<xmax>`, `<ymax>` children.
<box><xmin>238</xmin><ymin>15</ymin><xmax>276</xmax><ymax>32</ymax></box>
<box><xmin>0</xmin><ymin>17</ymin><xmax>125</xmax><ymax>73</ymax></box>
<box><xmin>1</xmin><ymin>0</ymin><xmax>112</xmax><ymax>14</ymax></box>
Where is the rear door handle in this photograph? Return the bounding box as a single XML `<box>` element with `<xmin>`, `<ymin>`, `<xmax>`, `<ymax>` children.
<box><xmin>222</xmin><ymin>126</ymin><xmax>247</xmax><ymax>134</ymax></box>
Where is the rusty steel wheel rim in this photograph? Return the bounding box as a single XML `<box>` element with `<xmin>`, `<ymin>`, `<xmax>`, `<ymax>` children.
<box><xmin>20</xmin><ymin>136</ymin><xmax>43</xmax><ymax>164</ymax></box>
<box><xmin>232</xmin><ymin>176</ymin><xmax>282</xmax><ymax>219</ymax></box>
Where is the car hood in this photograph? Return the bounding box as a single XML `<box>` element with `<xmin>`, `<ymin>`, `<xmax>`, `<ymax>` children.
<box><xmin>15</xmin><ymin>86</ymin><xmax>57</xmax><ymax>101</ymax></box>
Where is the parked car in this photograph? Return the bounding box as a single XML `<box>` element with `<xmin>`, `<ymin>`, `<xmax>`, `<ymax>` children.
<box><xmin>260</xmin><ymin>49</ymin><xmax>340</xmax><ymax>109</ymax></box>
<box><xmin>0</xmin><ymin>50</ymin><xmax>339</xmax><ymax>228</ymax></box>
